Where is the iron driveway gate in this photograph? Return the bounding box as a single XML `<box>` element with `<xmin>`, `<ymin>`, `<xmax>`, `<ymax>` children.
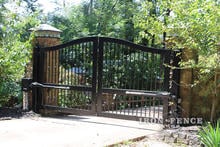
<box><xmin>32</xmin><ymin>37</ymin><xmax>180</xmax><ymax>124</ymax></box>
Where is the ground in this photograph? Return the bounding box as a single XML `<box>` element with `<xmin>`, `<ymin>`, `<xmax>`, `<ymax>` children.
<box><xmin>0</xmin><ymin>108</ymin><xmax>202</xmax><ymax>147</ymax></box>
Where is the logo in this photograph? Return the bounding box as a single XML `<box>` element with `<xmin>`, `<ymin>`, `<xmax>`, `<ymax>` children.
<box><xmin>139</xmin><ymin>117</ymin><xmax>203</xmax><ymax>126</ymax></box>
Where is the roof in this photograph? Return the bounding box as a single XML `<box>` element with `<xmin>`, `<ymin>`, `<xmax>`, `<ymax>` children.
<box><xmin>29</xmin><ymin>24</ymin><xmax>62</xmax><ymax>32</ymax></box>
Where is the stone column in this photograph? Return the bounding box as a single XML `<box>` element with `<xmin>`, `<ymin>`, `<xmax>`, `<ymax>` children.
<box><xmin>215</xmin><ymin>43</ymin><xmax>220</xmax><ymax>119</ymax></box>
<box><xmin>180</xmin><ymin>48</ymin><xmax>197</xmax><ymax>118</ymax></box>
<box><xmin>29</xmin><ymin>24</ymin><xmax>62</xmax><ymax>109</ymax></box>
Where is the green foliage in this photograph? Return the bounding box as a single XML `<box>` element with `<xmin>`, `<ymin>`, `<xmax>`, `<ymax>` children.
<box><xmin>58</xmin><ymin>66</ymin><xmax>91</xmax><ymax>107</ymax></box>
<box><xmin>168</xmin><ymin>0</ymin><xmax>219</xmax><ymax>121</ymax></box>
<box><xmin>0</xmin><ymin>1</ymin><xmax>39</xmax><ymax>106</ymax></box>
<box><xmin>199</xmin><ymin>120</ymin><xmax>220</xmax><ymax>147</ymax></box>
<box><xmin>103</xmin><ymin>52</ymin><xmax>162</xmax><ymax>90</ymax></box>
<box><xmin>59</xmin><ymin>91</ymin><xmax>91</xmax><ymax>108</ymax></box>
<box><xmin>134</xmin><ymin>0</ymin><xmax>220</xmax><ymax>121</ymax></box>
<box><xmin>0</xmin><ymin>80</ymin><xmax>22</xmax><ymax>107</ymax></box>
<box><xmin>135</xmin><ymin>0</ymin><xmax>219</xmax><ymax>57</ymax></box>
<box><xmin>51</xmin><ymin>0</ymin><xmax>139</xmax><ymax>42</ymax></box>
<box><xmin>50</xmin><ymin>5</ymin><xmax>85</xmax><ymax>42</ymax></box>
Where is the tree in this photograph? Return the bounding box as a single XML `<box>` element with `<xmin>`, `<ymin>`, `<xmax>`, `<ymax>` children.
<box><xmin>0</xmin><ymin>0</ymin><xmax>7</xmax><ymax>36</ymax></box>
<box><xmin>23</xmin><ymin>0</ymin><xmax>38</xmax><ymax>13</ymax></box>
<box><xmin>0</xmin><ymin>0</ymin><xmax>39</xmax><ymax>106</ymax></box>
<box><xmin>169</xmin><ymin>0</ymin><xmax>219</xmax><ymax>122</ymax></box>
<box><xmin>135</xmin><ymin>0</ymin><xmax>220</xmax><ymax>121</ymax></box>
<box><xmin>50</xmin><ymin>0</ymin><xmax>140</xmax><ymax>42</ymax></box>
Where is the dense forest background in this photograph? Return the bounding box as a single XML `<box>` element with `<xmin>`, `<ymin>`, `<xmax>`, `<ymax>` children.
<box><xmin>0</xmin><ymin>0</ymin><xmax>219</xmax><ymax>119</ymax></box>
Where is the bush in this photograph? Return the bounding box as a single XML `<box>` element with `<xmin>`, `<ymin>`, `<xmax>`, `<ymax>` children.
<box><xmin>0</xmin><ymin>80</ymin><xmax>22</xmax><ymax>107</ymax></box>
<box><xmin>198</xmin><ymin>120</ymin><xmax>220</xmax><ymax>147</ymax></box>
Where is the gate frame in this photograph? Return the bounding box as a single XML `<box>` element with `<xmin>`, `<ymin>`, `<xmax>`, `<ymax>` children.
<box><xmin>32</xmin><ymin>36</ymin><xmax>181</xmax><ymax>123</ymax></box>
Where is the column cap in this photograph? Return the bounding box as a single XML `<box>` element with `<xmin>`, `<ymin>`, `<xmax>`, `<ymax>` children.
<box><xmin>29</xmin><ymin>24</ymin><xmax>62</xmax><ymax>38</ymax></box>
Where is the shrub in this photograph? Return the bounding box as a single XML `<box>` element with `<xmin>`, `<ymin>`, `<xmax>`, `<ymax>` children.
<box><xmin>198</xmin><ymin>120</ymin><xmax>220</xmax><ymax>147</ymax></box>
<box><xmin>0</xmin><ymin>80</ymin><xmax>22</xmax><ymax>107</ymax></box>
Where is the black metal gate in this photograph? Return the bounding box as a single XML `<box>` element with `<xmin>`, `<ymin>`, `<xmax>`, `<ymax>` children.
<box><xmin>32</xmin><ymin>37</ymin><xmax>180</xmax><ymax>124</ymax></box>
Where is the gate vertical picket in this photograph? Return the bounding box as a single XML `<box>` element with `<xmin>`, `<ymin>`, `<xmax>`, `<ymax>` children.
<box><xmin>96</xmin><ymin>37</ymin><xmax>104</xmax><ymax>113</ymax></box>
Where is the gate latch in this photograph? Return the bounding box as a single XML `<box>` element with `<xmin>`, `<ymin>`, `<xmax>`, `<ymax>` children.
<box><xmin>22</xmin><ymin>78</ymin><xmax>33</xmax><ymax>92</ymax></box>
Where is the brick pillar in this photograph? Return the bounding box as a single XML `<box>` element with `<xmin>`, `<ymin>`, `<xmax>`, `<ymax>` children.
<box><xmin>30</xmin><ymin>24</ymin><xmax>62</xmax><ymax>109</ymax></box>
<box><xmin>180</xmin><ymin>48</ymin><xmax>197</xmax><ymax>118</ymax></box>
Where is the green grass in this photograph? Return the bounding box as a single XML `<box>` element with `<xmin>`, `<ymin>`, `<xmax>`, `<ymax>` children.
<box><xmin>198</xmin><ymin>120</ymin><xmax>220</xmax><ymax>147</ymax></box>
